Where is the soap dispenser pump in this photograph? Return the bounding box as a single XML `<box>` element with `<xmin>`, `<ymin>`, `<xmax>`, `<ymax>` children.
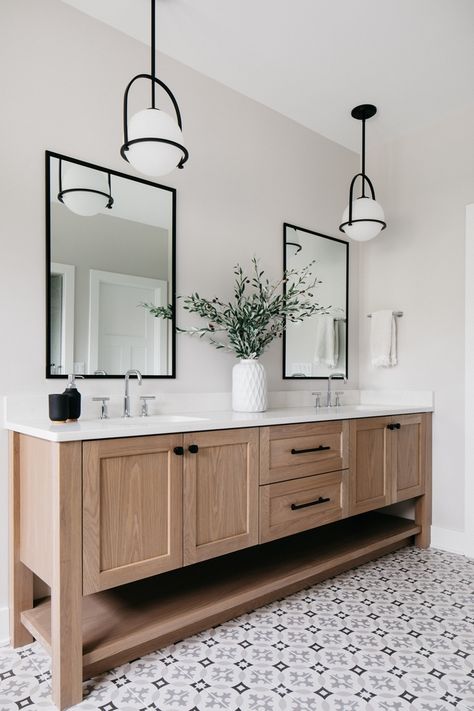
<box><xmin>63</xmin><ymin>374</ymin><xmax>84</xmax><ymax>421</ymax></box>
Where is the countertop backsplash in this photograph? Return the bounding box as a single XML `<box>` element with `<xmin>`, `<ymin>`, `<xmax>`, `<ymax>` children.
<box><xmin>4</xmin><ymin>388</ymin><xmax>433</xmax><ymax>424</ymax></box>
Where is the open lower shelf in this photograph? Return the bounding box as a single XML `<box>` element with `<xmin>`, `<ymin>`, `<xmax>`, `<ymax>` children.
<box><xmin>22</xmin><ymin>512</ymin><xmax>420</xmax><ymax>678</ymax></box>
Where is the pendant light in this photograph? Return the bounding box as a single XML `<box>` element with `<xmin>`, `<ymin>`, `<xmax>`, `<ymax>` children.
<box><xmin>339</xmin><ymin>104</ymin><xmax>386</xmax><ymax>241</ymax></box>
<box><xmin>57</xmin><ymin>159</ymin><xmax>113</xmax><ymax>217</ymax></box>
<box><xmin>120</xmin><ymin>0</ymin><xmax>188</xmax><ymax>177</ymax></box>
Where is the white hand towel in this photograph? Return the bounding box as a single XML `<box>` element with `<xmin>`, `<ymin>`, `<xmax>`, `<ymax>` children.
<box><xmin>313</xmin><ymin>315</ymin><xmax>339</xmax><ymax>369</ymax></box>
<box><xmin>370</xmin><ymin>310</ymin><xmax>397</xmax><ymax>367</ymax></box>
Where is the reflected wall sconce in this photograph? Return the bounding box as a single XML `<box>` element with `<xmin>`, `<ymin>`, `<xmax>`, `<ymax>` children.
<box><xmin>339</xmin><ymin>104</ymin><xmax>386</xmax><ymax>241</ymax></box>
<box><xmin>57</xmin><ymin>158</ymin><xmax>113</xmax><ymax>217</ymax></box>
<box><xmin>120</xmin><ymin>0</ymin><xmax>189</xmax><ymax>177</ymax></box>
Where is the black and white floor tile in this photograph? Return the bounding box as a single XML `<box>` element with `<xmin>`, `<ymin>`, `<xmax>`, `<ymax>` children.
<box><xmin>1</xmin><ymin>546</ymin><xmax>473</xmax><ymax>710</ymax></box>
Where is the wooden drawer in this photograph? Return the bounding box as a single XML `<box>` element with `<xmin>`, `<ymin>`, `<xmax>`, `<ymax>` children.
<box><xmin>259</xmin><ymin>470</ymin><xmax>348</xmax><ymax>543</ymax></box>
<box><xmin>260</xmin><ymin>421</ymin><xmax>349</xmax><ymax>484</ymax></box>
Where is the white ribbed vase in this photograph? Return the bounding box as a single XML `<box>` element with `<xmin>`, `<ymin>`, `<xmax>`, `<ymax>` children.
<box><xmin>232</xmin><ymin>359</ymin><xmax>268</xmax><ymax>412</ymax></box>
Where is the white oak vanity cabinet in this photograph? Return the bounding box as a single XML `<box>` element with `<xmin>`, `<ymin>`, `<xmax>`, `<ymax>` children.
<box><xmin>82</xmin><ymin>428</ymin><xmax>259</xmax><ymax>595</ymax></box>
<box><xmin>9</xmin><ymin>412</ymin><xmax>431</xmax><ymax>710</ymax></box>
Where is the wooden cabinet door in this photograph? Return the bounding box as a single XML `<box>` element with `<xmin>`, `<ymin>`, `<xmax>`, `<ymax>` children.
<box><xmin>83</xmin><ymin>434</ymin><xmax>183</xmax><ymax>594</ymax></box>
<box><xmin>349</xmin><ymin>417</ymin><xmax>393</xmax><ymax>515</ymax></box>
<box><xmin>183</xmin><ymin>428</ymin><xmax>259</xmax><ymax>565</ymax></box>
<box><xmin>391</xmin><ymin>414</ymin><xmax>426</xmax><ymax>502</ymax></box>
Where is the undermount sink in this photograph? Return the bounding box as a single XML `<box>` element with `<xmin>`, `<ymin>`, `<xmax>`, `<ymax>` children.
<box><xmin>335</xmin><ymin>404</ymin><xmax>391</xmax><ymax>411</ymax></box>
<box><xmin>142</xmin><ymin>414</ymin><xmax>208</xmax><ymax>422</ymax></box>
<box><xmin>105</xmin><ymin>415</ymin><xmax>208</xmax><ymax>424</ymax></box>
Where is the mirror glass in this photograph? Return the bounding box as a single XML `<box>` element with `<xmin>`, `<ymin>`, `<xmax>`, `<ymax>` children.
<box><xmin>283</xmin><ymin>223</ymin><xmax>349</xmax><ymax>379</ymax></box>
<box><xmin>46</xmin><ymin>152</ymin><xmax>175</xmax><ymax>378</ymax></box>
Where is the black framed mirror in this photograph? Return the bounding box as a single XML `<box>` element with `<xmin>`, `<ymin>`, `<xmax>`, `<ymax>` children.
<box><xmin>46</xmin><ymin>151</ymin><xmax>176</xmax><ymax>378</ymax></box>
<box><xmin>283</xmin><ymin>223</ymin><xmax>349</xmax><ymax>379</ymax></box>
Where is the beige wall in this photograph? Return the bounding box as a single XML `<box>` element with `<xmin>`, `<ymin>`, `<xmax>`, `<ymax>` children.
<box><xmin>359</xmin><ymin>103</ymin><xmax>474</xmax><ymax>549</ymax></box>
<box><xmin>0</xmin><ymin>0</ymin><xmax>358</xmax><ymax>636</ymax></box>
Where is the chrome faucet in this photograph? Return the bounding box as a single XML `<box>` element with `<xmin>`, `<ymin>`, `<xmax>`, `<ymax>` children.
<box><xmin>326</xmin><ymin>372</ymin><xmax>347</xmax><ymax>407</ymax></box>
<box><xmin>123</xmin><ymin>369</ymin><xmax>142</xmax><ymax>417</ymax></box>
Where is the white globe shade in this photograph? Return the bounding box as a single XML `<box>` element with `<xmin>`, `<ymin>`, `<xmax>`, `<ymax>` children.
<box><xmin>341</xmin><ymin>197</ymin><xmax>386</xmax><ymax>241</ymax></box>
<box><xmin>127</xmin><ymin>108</ymin><xmax>185</xmax><ymax>177</ymax></box>
<box><xmin>61</xmin><ymin>164</ymin><xmax>110</xmax><ymax>217</ymax></box>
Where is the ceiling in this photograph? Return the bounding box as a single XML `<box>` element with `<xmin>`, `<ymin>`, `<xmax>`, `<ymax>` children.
<box><xmin>61</xmin><ymin>0</ymin><xmax>474</xmax><ymax>150</ymax></box>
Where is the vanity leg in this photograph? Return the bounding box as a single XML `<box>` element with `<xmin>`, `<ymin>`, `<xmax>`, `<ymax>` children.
<box><xmin>51</xmin><ymin>442</ymin><xmax>83</xmax><ymax>710</ymax></box>
<box><xmin>9</xmin><ymin>431</ymin><xmax>33</xmax><ymax>647</ymax></box>
<box><xmin>415</xmin><ymin>495</ymin><xmax>431</xmax><ymax>548</ymax></box>
<box><xmin>415</xmin><ymin>413</ymin><xmax>432</xmax><ymax>548</ymax></box>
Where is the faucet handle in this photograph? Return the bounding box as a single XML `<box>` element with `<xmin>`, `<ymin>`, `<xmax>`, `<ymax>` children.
<box><xmin>92</xmin><ymin>396</ymin><xmax>110</xmax><ymax>419</ymax></box>
<box><xmin>139</xmin><ymin>395</ymin><xmax>156</xmax><ymax>417</ymax></box>
<box><xmin>335</xmin><ymin>391</ymin><xmax>344</xmax><ymax>407</ymax></box>
<box><xmin>311</xmin><ymin>391</ymin><xmax>322</xmax><ymax>409</ymax></box>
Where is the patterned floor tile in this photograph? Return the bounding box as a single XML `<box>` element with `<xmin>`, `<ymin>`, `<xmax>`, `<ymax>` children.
<box><xmin>0</xmin><ymin>546</ymin><xmax>473</xmax><ymax>710</ymax></box>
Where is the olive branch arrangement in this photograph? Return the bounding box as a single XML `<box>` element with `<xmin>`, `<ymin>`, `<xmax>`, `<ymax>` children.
<box><xmin>143</xmin><ymin>257</ymin><xmax>325</xmax><ymax>360</ymax></box>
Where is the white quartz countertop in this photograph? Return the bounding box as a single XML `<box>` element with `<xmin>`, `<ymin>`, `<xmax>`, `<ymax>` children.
<box><xmin>5</xmin><ymin>404</ymin><xmax>433</xmax><ymax>442</ymax></box>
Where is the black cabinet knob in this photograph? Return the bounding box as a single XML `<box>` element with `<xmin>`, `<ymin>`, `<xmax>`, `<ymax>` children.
<box><xmin>173</xmin><ymin>446</ymin><xmax>184</xmax><ymax>456</ymax></box>
<box><xmin>188</xmin><ymin>444</ymin><xmax>199</xmax><ymax>454</ymax></box>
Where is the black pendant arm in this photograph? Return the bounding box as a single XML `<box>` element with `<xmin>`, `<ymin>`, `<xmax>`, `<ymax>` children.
<box><xmin>361</xmin><ymin>118</ymin><xmax>366</xmax><ymax>195</ymax></box>
<box><xmin>57</xmin><ymin>187</ymin><xmax>114</xmax><ymax>205</ymax></box>
<box><xmin>58</xmin><ymin>158</ymin><xmax>63</xmax><ymax>196</ymax></box>
<box><xmin>122</xmin><ymin>73</ymin><xmax>184</xmax><ymax>145</ymax></box>
<box><xmin>348</xmin><ymin>172</ymin><xmax>376</xmax><ymax>224</ymax></box>
<box><xmin>286</xmin><ymin>241</ymin><xmax>302</xmax><ymax>254</ymax></box>
<box><xmin>106</xmin><ymin>172</ymin><xmax>113</xmax><ymax>209</ymax></box>
<box><xmin>121</xmin><ymin>73</ymin><xmax>188</xmax><ymax>170</ymax></box>
<box><xmin>57</xmin><ymin>157</ymin><xmax>114</xmax><ymax>209</ymax></box>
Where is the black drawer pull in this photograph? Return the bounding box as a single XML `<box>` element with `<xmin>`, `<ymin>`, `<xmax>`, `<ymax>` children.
<box><xmin>173</xmin><ymin>446</ymin><xmax>184</xmax><ymax>456</ymax></box>
<box><xmin>188</xmin><ymin>444</ymin><xmax>199</xmax><ymax>454</ymax></box>
<box><xmin>387</xmin><ymin>423</ymin><xmax>401</xmax><ymax>430</ymax></box>
<box><xmin>291</xmin><ymin>445</ymin><xmax>331</xmax><ymax>455</ymax></box>
<box><xmin>291</xmin><ymin>496</ymin><xmax>330</xmax><ymax>511</ymax></box>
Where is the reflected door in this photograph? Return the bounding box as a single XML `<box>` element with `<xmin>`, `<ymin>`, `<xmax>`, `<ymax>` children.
<box><xmin>50</xmin><ymin>262</ymin><xmax>75</xmax><ymax>375</ymax></box>
<box><xmin>88</xmin><ymin>270</ymin><xmax>167</xmax><ymax>374</ymax></box>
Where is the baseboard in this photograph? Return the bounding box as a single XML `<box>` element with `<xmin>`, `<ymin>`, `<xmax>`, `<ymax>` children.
<box><xmin>0</xmin><ymin>606</ymin><xmax>9</xmax><ymax>646</ymax></box>
<box><xmin>431</xmin><ymin>525</ymin><xmax>472</xmax><ymax>557</ymax></box>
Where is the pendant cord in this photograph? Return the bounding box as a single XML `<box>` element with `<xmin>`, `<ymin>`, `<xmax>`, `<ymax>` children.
<box><xmin>361</xmin><ymin>118</ymin><xmax>366</xmax><ymax>198</ymax></box>
<box><xmin>151</xmin><ymin>0</ymin><xmax>156</xmax><ymax>108</ymax></box>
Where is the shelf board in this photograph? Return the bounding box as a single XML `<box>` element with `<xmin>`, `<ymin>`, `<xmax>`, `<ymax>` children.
<box><xmin>21</xmin><ymin>512</ymin><xmax>420</xmax><ymax>678</ymax></box>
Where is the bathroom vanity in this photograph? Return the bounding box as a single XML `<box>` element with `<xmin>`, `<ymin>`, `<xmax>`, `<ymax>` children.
<box><xmin>7</xmin><ymin>405</ymin><xmax>432</xmax><ymax>710</ymax></box>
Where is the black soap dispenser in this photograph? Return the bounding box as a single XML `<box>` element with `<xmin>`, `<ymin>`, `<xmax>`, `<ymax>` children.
<box><xmin>63</xmin><ymin>374</ymin><xmax>84</xmax><ymax>421</ymax></box>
